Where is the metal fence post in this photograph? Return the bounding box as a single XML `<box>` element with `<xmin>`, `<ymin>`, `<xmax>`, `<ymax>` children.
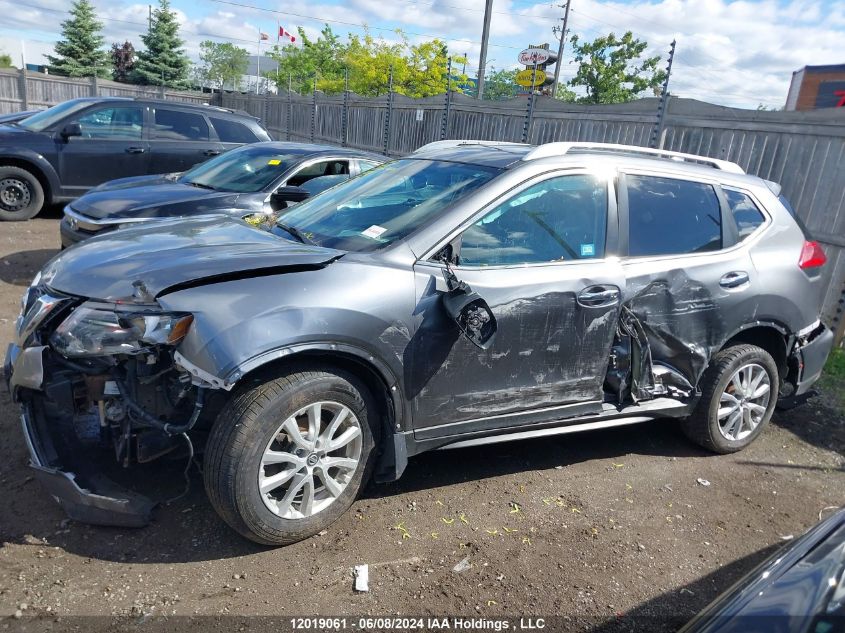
<box><xmin>342</xmin><ymin>68</ymin><xmax>349</xmax><ymax>148</ymax></box>
<box><xmin>649</xmin><ymin>39</ymin><xmax>676</xmax><ymax>149</ymax></box>
<box><xmin>18</xmin><ymin>68</ymin><xmax>28</xmax><ymax>110</ymax></box>
<box><xmin>287</xmin><ymin>73</ymin><xmax>292</xmax><ymax>141</ymax></box>
<box><xmin>383</xmin><ymin>66</ymin><xmax>394</xmax><ymax>155</ymax></box>
<box><xmin>440</xmin><ymin>57</ymin><xmax>452</xmax><ymax>140</ymax></box>
<box><xmin>522</xmin><ymin>89</ymin><xmax>536</xmax><ymax>143</ymax></box>
<box><xmin>311</xmin><ymin>73</ymin><xmax>317</xmax><ymax>142</ymax></box>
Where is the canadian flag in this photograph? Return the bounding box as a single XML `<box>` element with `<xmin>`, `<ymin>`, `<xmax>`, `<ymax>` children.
<box><xmin>279</xmin><ymin>26</ymin><xmax>296</xmax><ymax>43</ymax></box>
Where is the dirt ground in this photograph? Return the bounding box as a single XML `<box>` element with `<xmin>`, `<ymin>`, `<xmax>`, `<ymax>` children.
<box><xmin>1</xmin><ymin>209</ymin><xmax>844</xmax><ymax>632</ymax></box>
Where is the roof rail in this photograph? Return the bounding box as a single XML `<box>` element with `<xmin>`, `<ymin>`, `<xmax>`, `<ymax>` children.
<box><xmin>413</xmin><ymin>140</ymin><xmax>527</xmax><ymax>154</ymax></box>
<box><xmin>521</xmin><ymin>142</ymin><xmax>745</xmax><ymax>174</ymax></box>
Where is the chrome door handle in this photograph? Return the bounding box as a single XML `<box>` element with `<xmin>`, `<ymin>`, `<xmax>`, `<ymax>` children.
<box><xmin>203</xmin><ymin>149</ymin><xmax>222</xmax><ymax>156</ymax></box>
<box><xmin>125</xmin><ymin>146</ymin><xmax>146</xmax><ymax>154</ymax></box>
<box><xmin>578</xmin><ymin>285</ymin><xmax>621</xmax><ymax>307</ymax></box>
<box><xmin>720</xmin><ymin>271</ymin><xmax>750</xmax><ymax>289</ymax></box>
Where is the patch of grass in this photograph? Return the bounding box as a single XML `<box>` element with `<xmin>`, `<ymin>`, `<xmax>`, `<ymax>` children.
<box><xmin>820</xmin><ymin>347</ymin><xmax>845</xmax><ymax>408</ymax></box>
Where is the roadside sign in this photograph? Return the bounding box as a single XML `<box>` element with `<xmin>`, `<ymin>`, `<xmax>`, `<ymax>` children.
<box><xmin>515</xmin><ymin>68</ymin><xmax>547</xmax><ymax>87</ymax></box>
<box><xmin>416</xmin><ymin>108</ymin><xmax>424</xmax><ymax>122</ymax></box>
<box><xmin>518</xmin><ymin>48</ymin><xmax>551</xmax><ymax>66</ymax></box>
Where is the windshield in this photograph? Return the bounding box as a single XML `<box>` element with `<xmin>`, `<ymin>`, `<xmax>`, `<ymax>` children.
<box><xmin>179</xmin><ymin>145</ymin><xmax>298</xmax><ymax>193</ymax></box>
<box><xmin>17</xmin><ymin>99</ymin><xmax>97</xmax><ymax>132</ymax></box>
<box><xmin>273</xmin><ymin>159</ymin><xmax>499</xmax><ymax>251</ymax></box>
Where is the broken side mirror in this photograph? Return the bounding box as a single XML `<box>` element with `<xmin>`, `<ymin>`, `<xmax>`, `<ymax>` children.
<box><xmin>441</xmin><ymin>268</ymin><xmax>497</xmax><ymax>350</ymax></box>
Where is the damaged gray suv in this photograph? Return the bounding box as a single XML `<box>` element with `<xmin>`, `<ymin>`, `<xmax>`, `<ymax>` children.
<box><xmin>5</xmin><ymin>141</ymin><xmax>834</xmax><ymax>545</ymax></box>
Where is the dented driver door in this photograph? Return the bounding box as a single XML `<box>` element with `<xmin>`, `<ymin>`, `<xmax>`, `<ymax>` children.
<box><xmin>407</xmin><ymin>171</ymin><xmax>624</xmax><ymax>438</ymax></box>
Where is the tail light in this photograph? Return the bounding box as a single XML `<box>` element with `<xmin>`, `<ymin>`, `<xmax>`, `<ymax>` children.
<box><xmin>798</xmin><ymin>240</ymin><xmax>826</xmax><ymax>270</ymax></box>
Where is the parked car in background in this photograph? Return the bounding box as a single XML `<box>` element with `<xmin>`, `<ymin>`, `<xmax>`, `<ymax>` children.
<box><xmin>0</xmin><ymin>97</ymin><xmax>270</xmax><ymax>221</ymax></box>
<box><xmin>5</xmin><ymin>141</ymin><xmax>833</xmax><ymax>545</ymax></box>
<box><xmin>59</xmin><ymin>142</ymin><xmax>385</xmax><ymax>246</ymax></box>
<box><xmin>0</xmin><ymin>109</ymin><xmax>43</xmax><ymax>125</ymax></box>
<box><xmin>681</xmin><ymin>506</ymin><xmax>845</xmax><ymax>633</ymax></box>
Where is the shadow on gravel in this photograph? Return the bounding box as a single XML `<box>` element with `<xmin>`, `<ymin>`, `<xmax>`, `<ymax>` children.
<box><xmin>1</xmin><ymin>417</ymin><xmax>707</xmax><ymax>565</ymax></box>
<box><xmin>0</xmin><ymin>248</ymin><xmax>58</xmax><ymax>286</ymax></box>
<box><xmin>770</xmin><ymin>400</ymin><xmax>845</xmax><ymax>460</ymax></box>
<box><xmin>370</xmin><ymin>418</ymin><xmax>709</xmax><ymax>499</ymax></box>
<box><xmin>590</xmin><ymin>542</ymin><xmax>781</xmax><ymax>633</ymax></box>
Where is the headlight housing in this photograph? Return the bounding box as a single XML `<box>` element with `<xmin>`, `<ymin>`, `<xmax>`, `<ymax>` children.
<box><xmin>50</xmin><ymin>303</ymin><xmax>193</xmax><ymax>357</ymax></box>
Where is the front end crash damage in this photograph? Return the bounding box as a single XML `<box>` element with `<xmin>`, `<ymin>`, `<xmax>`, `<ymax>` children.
<box><xmin>5</xmin><ymin>289</ymin><xmax>224</xmax><ymax>528</ymax></box>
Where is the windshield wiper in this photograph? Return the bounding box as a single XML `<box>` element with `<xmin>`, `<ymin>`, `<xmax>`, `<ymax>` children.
<box><xmin>276</xmin><ymin>223</ymin><xmax>313</xmax><ymax>245</ymax></box>
<box><xmin>185</xmin><ymin>181</ymin><xmax>216</xmax><ymax>191</ymax></box>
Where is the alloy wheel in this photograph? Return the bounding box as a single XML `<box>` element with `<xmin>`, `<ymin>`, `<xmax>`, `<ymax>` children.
<box><xmin>258</xmin><ymin>401</ymin><xmax>362</xmax><ymax>519</ymax></box>
<box><xmin>717</xmin><ymin>363</ymin><xmax>771</xmax><ymax>441</ymax></box>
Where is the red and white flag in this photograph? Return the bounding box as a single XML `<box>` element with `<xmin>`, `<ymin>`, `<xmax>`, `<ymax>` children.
<box><xmin>279</xmin><ymin>25</ymin><xmax>296</xmax><ymax>43</ymax></box>
<box><xmin>259</xmin><ymin>32</ymin><xmax>269</xmax><ymax>41</ymax></box>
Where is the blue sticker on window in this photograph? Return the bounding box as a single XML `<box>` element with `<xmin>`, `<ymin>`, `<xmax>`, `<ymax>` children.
<box><xmin>580</xmin><ymin>243</ymin><xmax>595</xmax><ymax>257</ymax></box>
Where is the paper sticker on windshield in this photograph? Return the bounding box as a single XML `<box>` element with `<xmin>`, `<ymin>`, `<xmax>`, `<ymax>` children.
<box><xmin>362</xmin><ymin>225</ymin><xmax>387</xmax><ymax>239</ymax></box>
<box><xmin>267</xmin><ymin>159</ymin><xmax>282</xmax><ymax>165</ymax></box>
<box><xmin>580</xmin><ymin>243</ymin><xmax>595</xmax><ymax>257</ymax></box>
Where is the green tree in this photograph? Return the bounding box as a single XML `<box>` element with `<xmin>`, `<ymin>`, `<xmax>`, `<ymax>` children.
<box><xmin>268</xmin><ymin>25</ymin><xmax>466</xmax><ymax>97</ymax></box>
<box><xmin>567</xmin><ymin>31</ymin><xmax>666</xmax><ymax>104</ymax></box>
<box><xmin>45</xmin><ymin>0</ymin><xmax>109</xmax><ymax>78</ymax></box>
<box><xmin>197</xmin><ymin>41</ymin><xmax>249</xmax><ymax>89</ymax></box>
<box><xmin>110</xmin><ymin>41</ymin><xmax>135</xmax><ymax>82</ymax></box>
<box><xmin>0</xmin><ymin>50</ymin><xmax>14</xmax><ymax>69</ymax></box>
<box><xmin>131</xmin><ymin>0</ymin><xmax>190</xmax><ymax>87</ymax></box>
<box><xmin>482</xmin><ymin>68</ymin><xmax>518</xmax><ymax>100</ymax></box>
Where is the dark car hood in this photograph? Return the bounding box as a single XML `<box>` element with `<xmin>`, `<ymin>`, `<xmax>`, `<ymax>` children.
<box><xmin>0</xmin><ymin>124</ymin><xmax>37</xmax><ymax>141</ymax></box>
<box><xmin>71</xmin><ymin>179</ymin><xmax>251</xmax><ymax>220</ymax></box>
<box><xmin>42</xmin><ymin>215</ymin><xmax>343</xmax><ymax>301</ymax></box>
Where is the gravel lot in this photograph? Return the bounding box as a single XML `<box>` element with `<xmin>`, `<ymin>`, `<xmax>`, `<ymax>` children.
<box><xmin>1</xmin><ymin>210</ymin><xmax>844</xmax><ymax>631</ymax></box>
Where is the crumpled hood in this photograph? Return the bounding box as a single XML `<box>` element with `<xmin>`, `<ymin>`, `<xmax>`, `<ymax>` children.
<box><xmin>70</xmin><ymin>177</ymin><xmax>245</xmax><ymax>220</ymax></box>
<box><xmin>42</xmin><ymin>215</ymin><xmax>343</xmax><ymax>301</ymax></box>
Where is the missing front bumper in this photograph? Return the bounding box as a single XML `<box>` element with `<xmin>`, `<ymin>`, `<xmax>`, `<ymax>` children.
<box><xmin>20</xmin><ymin>401</ymin><xmax>155</xmax><ymax>528</ymax></box>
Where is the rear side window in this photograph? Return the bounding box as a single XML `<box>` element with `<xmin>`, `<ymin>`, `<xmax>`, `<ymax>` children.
<box><xmin>627</xmin><ymin>175</ymin><xmax>722</xmax><ymax>257</ymax></box>
<box><xmin>210</xmin><ymin>117</ymin><xmax>258</xmax><ymax>143</ymax></box>
<box><xmin>724</xmin><ymin>189</ymin><xmax>766</xmax><ymax>240</ymax></box>
<box><xmin>153</xmin><ymin>109</ymin><xmax>209</xmax><ymax>141</ymax></box>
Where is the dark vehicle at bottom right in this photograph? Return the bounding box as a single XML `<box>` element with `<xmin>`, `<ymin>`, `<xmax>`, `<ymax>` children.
<box><xmin>5</xmin><ymin>140</ymin><xmax>835</xmax><ymax>546</ymax></box>
<box><xmin>681</xmin><ymin>506</ymin><xmax>845</xmax><ymax>633</ymax></box>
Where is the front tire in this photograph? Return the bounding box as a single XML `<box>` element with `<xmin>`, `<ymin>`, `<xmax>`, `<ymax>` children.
<box><xmin>0</xmin><ymin>166</ymin><xmax>44</xmax><ymax>221</ymax></box>
<box><xmin>204</xmin><ymin>367</ymin><xmax>377</xmax><ymax>546</ymax></box>
<box><xmin>681</xmin><ymin>344</ymin><xmax>779</xmax><ymax>454</ymax></box>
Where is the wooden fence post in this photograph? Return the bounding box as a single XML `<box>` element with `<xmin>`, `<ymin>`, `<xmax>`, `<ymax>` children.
<box><xmin>90</xmin><ymin>75</ymin><xmax>98</xmax><ymax>97</ymax></box>
<box><xmin>18</xmin><ymin>68</ymin><xmax>28</xmax><ymax>110</ymax></box>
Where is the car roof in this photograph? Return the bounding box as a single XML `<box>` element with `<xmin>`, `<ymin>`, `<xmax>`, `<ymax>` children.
<box><xmin>408</xmin><ymin>140</ymin><xmax>772</xmax><ymax>190</ymax></box>
<box><xmin>247</xmin><ymin>141</ymin><xmax>386</xmax><ymax>160</ymax></box>
<box><xmin>60</xmin><ymin>96</ymin><xmax>259</xmax><ymax>120</ymax></box>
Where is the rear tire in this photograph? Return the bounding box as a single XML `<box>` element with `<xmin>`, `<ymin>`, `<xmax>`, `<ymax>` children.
<box><xmin>0</xmin><ymin>166</ymin><xmax>44</xmax><ymax>221</ymax></box>
<box><xmin>204</xmin><ymin>367</ymin><xmax>378</xmax><ymax>546</ymax></box>
<box><xmin>681</xmin><ymin>344</ymin><xmax>779</xmax><ymax>454</ymax></box>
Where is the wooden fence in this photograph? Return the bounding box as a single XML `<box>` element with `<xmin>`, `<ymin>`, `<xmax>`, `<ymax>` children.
<box><xmin>0</xmin><ymin>68</ymin><xmax>843</xmax><ymax>341</ymax></box>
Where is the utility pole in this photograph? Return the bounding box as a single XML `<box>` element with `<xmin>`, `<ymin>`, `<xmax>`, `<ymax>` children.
<box><xmin>551</xmin><ymin>0</ymin><xmax>571</xmax><ymax>99</ymax></box>
<box><xmin>649</xmin><ymin>39</ymin><xmax>676</xmax><ymax>149</ymax></box>
<box><xmin>476</xmin><ymin>0</ymin><xmax>493</xmax><ymax>100</ymax></box>
<box><xmin>148</xmin><ymin>5</ymin><xmax>152</xmax><ymax>31</ymax></box>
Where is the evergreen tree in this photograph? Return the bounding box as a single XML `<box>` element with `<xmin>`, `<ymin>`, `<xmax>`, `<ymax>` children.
<box><xmin>110</xmin><ymin>41</ymin><xmax>136</xmax><ymax>82</ymax></box>
<box><xmin>45</xmin><ymin>0</ymin><xmax>109</xmax><ymax>78</ymax></box>
<box><xmin>131</xmin><ymin>0</ymin><xmax>190</xmax><ymax>87</ymax></box>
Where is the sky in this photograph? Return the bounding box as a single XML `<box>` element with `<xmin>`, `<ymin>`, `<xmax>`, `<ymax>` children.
<box><xmin>0</xmin><ymin>0</ymin><xmax>843</xmax><ymax>109</ymax></box>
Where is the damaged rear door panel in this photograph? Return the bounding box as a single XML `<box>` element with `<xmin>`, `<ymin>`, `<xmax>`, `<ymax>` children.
<box><xmin>614</xmin><ymin>172</ymin><xmax>761</xmax><ymax>395</ymax></box>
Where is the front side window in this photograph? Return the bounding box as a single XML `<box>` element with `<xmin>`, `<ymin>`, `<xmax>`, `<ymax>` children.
<box><xmin>16</xmin><ymin>99</ymin><xmax>97</xmax><ymax>132</ymax></box>
<box><xmin>287</xmin><ymin>160</ymin><xmax>350</xmax><ymax>187</ymax></box>
<box><xmin>724</xmin><ymin>189</ymin><xmax>766</xmax><ymax>241</ymax></box>
<box><xmin>75</xmin><ymin>107</ymin><xmax>143</xmax><ymax>140</ymax></box>
<box><xmin>153</xmin><ymin>108</ymin><xmax>209</xmax><ymax>141</ymax></box>
<box><xmin>275</xmin><ymin>159</ymin><xmax>499</xmax><ymax>252</ymax></box>
<box><xmin>458</xmin><ymin>174</ymin><xmax>608</xmax><ymax>266</ymax></box>
<box><xmin>627</xmin><ymin>175</ymin><xmax>722</xmax><ymax>257</ymax></box>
